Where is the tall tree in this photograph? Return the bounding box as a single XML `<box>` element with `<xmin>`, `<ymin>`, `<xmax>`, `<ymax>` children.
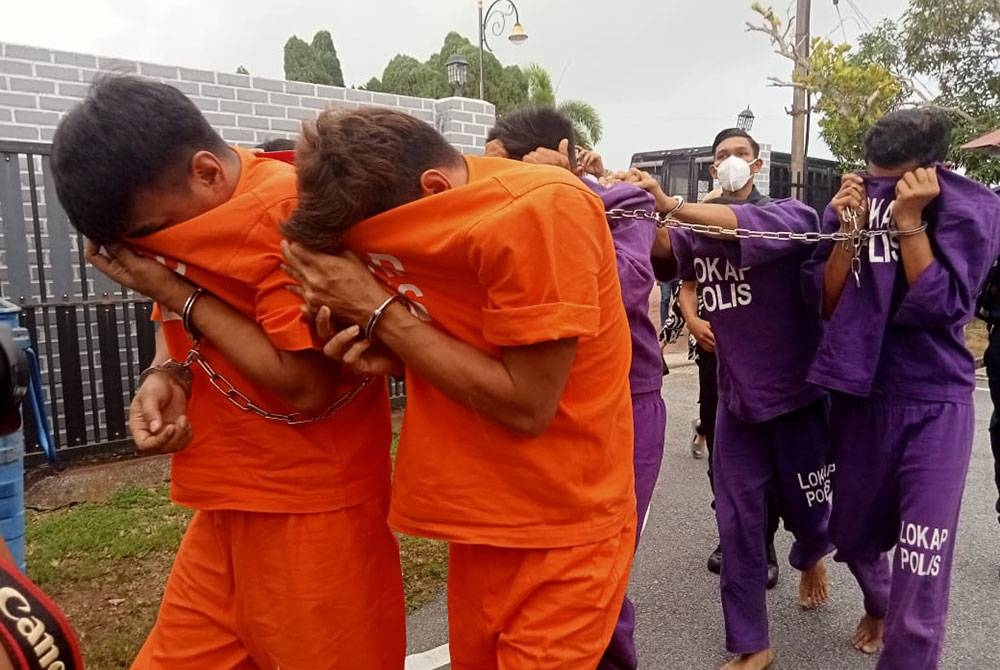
<box><xmin>284</xmin><ymin>36</ymin><xmax>320</xmax><ymax>84</ymax></box>
<box><xmin>523</xmin><ymin>64</ymin><xmax>556</xmax><ymax>106</ymax></box>
<box><xmin>284</xmin><ymin>31</ymin><xmax>346</xmax><ymax>87</ymax></box>
<box><xmin>311</xmin><ymin>30</ymin><xmax>346</xmax><ymax>87</ymax></box>
<box><xmin>558</xmin><ymin>100</ymin><xmax>604</xmax><ymax>150</ymax></box>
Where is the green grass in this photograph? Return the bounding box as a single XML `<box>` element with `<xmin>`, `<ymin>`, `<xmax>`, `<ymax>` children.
<box><xmin>25</xmin><ymin>469</ymin><xmax>447</xmax><ymax>669</ymax></box>
<box><xmin>27</xmin><ymin>485</ymin><xmax>191</xmax><ymax>588</ymax></box>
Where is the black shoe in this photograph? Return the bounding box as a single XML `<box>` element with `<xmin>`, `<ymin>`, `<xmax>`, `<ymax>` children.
<box><xmin>766</xmin><ymin>543</ymin><xmax>779</xmax><ymax>590</ymax></box>
<box><xmin>707</xmin><ymin>545</ymin><xmax>722</xmax><ymax>575</ymax></box>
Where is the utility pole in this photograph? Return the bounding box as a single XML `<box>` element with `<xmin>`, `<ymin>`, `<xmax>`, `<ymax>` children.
<box><xmin>789</xmin><ymin>0</ymin><xmax>811</xmax><ymax>201</ymax></box>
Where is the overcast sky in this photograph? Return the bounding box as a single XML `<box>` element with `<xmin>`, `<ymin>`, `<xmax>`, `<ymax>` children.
<box><xmin>3</xmin><ymin>0</ymin><xmax>911</xmax><ymax>167</ymax></box>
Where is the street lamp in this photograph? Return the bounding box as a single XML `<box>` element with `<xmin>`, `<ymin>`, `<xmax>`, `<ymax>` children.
<box><xmin>737</xmin><ymin>105</ymin><xmax>755</xmax><ymax>131</ymax></box>
<box><xmin>445</xmin><ymin>53</ymin><xmax>470</xmax><ymax>97</ymax></box>
<box><xmin>478</xmin><ymin>0</ymin><xmax>528</xmax><ymax>100</ymax></box>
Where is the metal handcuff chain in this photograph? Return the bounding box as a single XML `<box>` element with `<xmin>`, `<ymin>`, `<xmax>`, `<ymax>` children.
<box><xmin>606</xmin><ymin>207</ymin><xmax>882</xmax><ymax>288</ymax></box>
<box><xmin>166</xmin><ymin>342</ymin><xmax>374</xmax><ymax>426</ymax></box>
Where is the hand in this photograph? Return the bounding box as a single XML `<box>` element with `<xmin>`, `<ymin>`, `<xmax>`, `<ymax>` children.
<box><xmin>688</xmin><ymin>317</ymin><xmax>716</xmax><ymax>354</ymax></box>
<box><xmin>894</xmin><ymin>167</ymin><xmax>939</xmax><ymax>230</ymax></box>
<box><xmin>523</xmin><ymin>138</ymin><xmax>572</xmax><ymax>171</ymax></box>
<box><xmin>129</xmin><ymin>373</ymin><xmax>193</xmax><ymax>454</ymax></box>
<box><xmin>315</xmin><ymin>306</ymin><xmax>404</xmax><ymax>377</ymax></box>
<box><xmin>626</xmin><ymin>168</ymin><xmax>675</xmax><ymax>213</ymax></box>
<box><xmin>831</xmin><ymin>174</ymin><xmax>868</xmax><ymax>232</ymax></box>
<box><xmin>85</xmin><ymin>241</ymin><xmax>192</xmax><ymax>312</ymax></box>
<box><xmin>281</xmin><ymin>243</ymin><xmax>389</xmax><ymax>326</ymax></box>
<box><xmin>576</xmin><ymin>148</ymin><xmax>605</xmax><ymax>178</ymax></box>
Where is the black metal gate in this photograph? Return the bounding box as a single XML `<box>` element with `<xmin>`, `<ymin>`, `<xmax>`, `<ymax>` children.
<box><xmin>0</xmin><ymin>140</ymin><xmax>404</xmax><ymax>465</ymax></box>
<box><xmin>0</xmin><ymin>140</ymin><xmax>153</xmax><ymax>464</ymax></box>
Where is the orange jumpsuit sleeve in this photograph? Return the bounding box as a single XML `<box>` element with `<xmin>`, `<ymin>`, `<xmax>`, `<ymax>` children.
<box><xmin>225</xmin><ymin>197</ymin><xmax>318</xmax><ymax>352</ymax></box>
<box><xmin>465</xmin><ymin>183</ymin><xmax>606</xmax><ymax>347</ymax></box>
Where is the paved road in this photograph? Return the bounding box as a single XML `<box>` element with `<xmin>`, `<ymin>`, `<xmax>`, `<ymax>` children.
<box><xmin>405</xmin><ymin>364</ymin><xmax>1000</xmax><ymax>669</ymax></box>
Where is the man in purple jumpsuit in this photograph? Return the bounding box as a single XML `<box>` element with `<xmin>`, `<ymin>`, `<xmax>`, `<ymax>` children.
<box><xmin>482</xmin><ymin>107</ymin><xmax>667</xmax><ymax>670</ymax></box>
<box><xmin>805</xmin><ymin>108</ymin><xmax>1000</xmax><ymax>669</ymax></box>
<box><xmin>632</xmin><ymin>171</ymin><xmax>834</xmax><ymax>670</ymax></box>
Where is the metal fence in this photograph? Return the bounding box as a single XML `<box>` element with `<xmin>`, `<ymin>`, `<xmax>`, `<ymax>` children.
<box><xmin>0</xmin><ymin>140</ymin><xmax>404</xmax><ymax>466</ymax></box>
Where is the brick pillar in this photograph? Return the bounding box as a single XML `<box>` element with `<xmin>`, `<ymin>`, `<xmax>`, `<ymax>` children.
<box><xmin>434</xmin><ymin>97</ymin><xmax>496</xmax><ymax>155</ymax></box>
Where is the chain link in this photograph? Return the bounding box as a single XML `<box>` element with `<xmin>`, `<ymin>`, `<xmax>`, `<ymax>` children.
<box><xmin>607</xmin><ymin>207</ymin><xmax>880</xmax><ymax>286</ymax></box>
<box><xmin>605</xmin><ymin>207</ymin><xmax>881</xmax><ymax>244</ymax></box>
<box><xmin>171</xmin><ymin>343</ymin><xmax>373</xmax><ymax>425</ymax></box>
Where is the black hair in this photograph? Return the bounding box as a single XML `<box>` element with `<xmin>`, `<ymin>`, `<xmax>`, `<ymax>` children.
<box><xmin>711</xmin><ymin>128</ymin><xmax>760</xmax><ymax>158</ymax></box>
<box><xmin>256</xmin><ymin>138</ymin><xmax>297</xmax><ymax>152</ymax></box>
<box><xmin>863</xmin><ymin>107</ymin><xmax>951</xmax><ymax>169</ymax></box>
<box><xmin>50</xmin><ymin>75</ymin><xmax>228</xmax><ymax>244</ymax></box>
<box><xmin>487</xmin><ymin>106</ymin><xmax>577</xmax><ymax>171</ymax></box>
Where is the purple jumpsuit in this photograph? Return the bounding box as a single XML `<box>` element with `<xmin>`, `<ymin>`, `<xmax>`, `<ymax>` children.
<box><xmin>591</xmin><ymin>182</ymin><xmax>667</xmax><ymax>670</ymax></box>
<box><xmin>804</xmin><ymin>169</ymin><xmax>1000</xmax><ymax>669</ymax></box>
<box><xmin>670</xmin><ymin>199</ymin><xmax>835</xmax><ymax>655</ymax></box>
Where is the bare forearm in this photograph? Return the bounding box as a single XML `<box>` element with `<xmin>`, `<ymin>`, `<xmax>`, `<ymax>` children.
<box><xmin>651</xmin><ymin>190</ymin><xmax>738</xmax><ymax>230</ymax></box>
<box><xmin>822</xmin><ymin>246</ymin><xmax>854</xmax><ymax>319</ymax></box>
<box><xmin>678</xmin><ymin>281</ymin><xmax>700</xmax><ymax>325</ymax></box>
<box><xmin>896</xmin><ymin>214</ymin><xmax>934</xmax><ymax>286</ymax></box>
<box><xmin>153</xmin><ymin>328</ymin><xmax>171</xmax><ymax>367</ymax></box>
<box><xmin>374</xmin><ymin>303</ymin><xmax>566</xmax><ymax>436</ymax></box>
<box><xmin>160</xmin><ymin>287</ymin><xmax>344</xmax><ymax>413</ymax></box>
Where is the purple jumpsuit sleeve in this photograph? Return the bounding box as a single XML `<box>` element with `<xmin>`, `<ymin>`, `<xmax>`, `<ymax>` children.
<box><xmin>727</xmin><ymin>199</ymin><xmax>822</xmax><ymax>267</ymax></box>
<box><xmin>610</xmin><ymin>217</ymin><xmax>657</xmax><ymax>312</ymax></box>
<box><xmin>894</xmin><ymin>187</ymin><xmax>1000</xmax><ymax>328</ymax></box>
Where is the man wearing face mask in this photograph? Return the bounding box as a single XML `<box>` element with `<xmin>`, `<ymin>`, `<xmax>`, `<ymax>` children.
<box><xmin>677</xmin><ymin>129</ymin><xmax>783</xmax><ymax>587</ymax></box>
<box><xmin>631</xmin><ymin>129</ymin><xmax>834</xmax><ymax>669</ymax></box>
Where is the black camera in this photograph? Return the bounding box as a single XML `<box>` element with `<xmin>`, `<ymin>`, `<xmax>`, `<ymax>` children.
<box><xmin>0</xmin><ymin>326</ymin><xmax>28</xmax><ymax>437</ymax></box>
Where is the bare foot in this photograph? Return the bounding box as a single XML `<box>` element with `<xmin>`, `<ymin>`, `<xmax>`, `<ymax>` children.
<box><xmin>721</xmin><ymin>648</ymin><xmax>775</xmax><ymax>670</ymax></box>
<box><xmin>852</xmin><ymin>614</ymin><xmax>884</xmax><ymax>654</ymax></box>
<box><xmin>799</xmin><ymin>559</ymin><xmax>829</xmax><ymax>609</ymax></box>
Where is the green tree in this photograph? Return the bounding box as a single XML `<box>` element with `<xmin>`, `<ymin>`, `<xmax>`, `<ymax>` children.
<box><xmin>520</xmin><ymin>63</ymin><xmax>602</xmax><ymax>147</ymax></box>
<box><xmin>311</xmin><ymin>30</ymin><xmax>345</xmax><ymax>87</ymax></box>
<box><xmin>380</xmin><ymin>55</ymin><xmax>450</xmax><ymax>99</ymax></box>
<box><xmin>284</xmin><ymin>31</ymin><xmax>346</xmax><ymax>87</ymax></box>
<box><xmin>748</xmin><ymin>3</ymin><xmax>905</xmax><ymax>167</ymax></box>
<box><xmin>749</xmin><ymin>1</ymin><xmax>1000</xmax><ymax>181</ymax></box>
<box><xmin>900</xmin><ymin>0</ymin><xmax>1000</xmax><ymax>182</ymax></box>
<box><xmin>558</xmin><ymin>100</ymin><xmax>604</xmax><ymax>150</ymax></box>
<box><xmin>523</xmin><ymin>64</ymin><xmax>556</xmax><ymax>106</ymax></box>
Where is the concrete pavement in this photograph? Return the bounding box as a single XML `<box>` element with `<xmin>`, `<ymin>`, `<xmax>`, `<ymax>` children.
<box><xmin>405</xmin><ymin>365</ymin><xmax>1000</xmax><ymax>669</ymax></box>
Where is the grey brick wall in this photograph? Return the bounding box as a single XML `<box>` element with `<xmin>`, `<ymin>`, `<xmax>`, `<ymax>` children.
<box><xmin>0</xmin><ymin>41</ymin><xmax>496</xmax><ymax>154</ymax></box>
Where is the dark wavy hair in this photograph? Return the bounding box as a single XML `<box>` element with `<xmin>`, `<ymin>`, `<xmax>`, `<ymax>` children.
<box><xmin>863</xmin><ymin>107</ymin><xmax>951</xmax><ymax>168</ymax></box>
<box><xmin>283</xmin><ymin>107</ymin><xmax>463</xmax><ymax>252</ymax></box>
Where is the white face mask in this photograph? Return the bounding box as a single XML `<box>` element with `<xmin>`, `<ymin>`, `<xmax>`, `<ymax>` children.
<box><xmin>716</xmin><ymin>155</ymin><xmax>755</xmax><ymax>193</ymax></box>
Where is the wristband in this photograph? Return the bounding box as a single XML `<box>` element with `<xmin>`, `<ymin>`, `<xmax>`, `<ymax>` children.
<box><xmin>364</xmin><ymin>294</ymin><xmax>409</xmax><ymax>341</ymax></box>
<box><xmin>0</xmin><ymin>558</ymin><xmax>83</xmax><ymax>670</ymax></box>
<box><xmin>182</xmin><ymin>288</ymin><xmax>207</xmax><ymax>341</ymax></box>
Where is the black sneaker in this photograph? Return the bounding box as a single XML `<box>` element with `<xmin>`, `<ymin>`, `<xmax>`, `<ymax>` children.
<box><xmin>707</xmin><ymin>545</ymin><xmax>722</xmax><ymax>574</ymax></box>
<box><xmin>766</xmin><ymin>543</ymin><xmax>780</xmax><ymax>590</ymax></box>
